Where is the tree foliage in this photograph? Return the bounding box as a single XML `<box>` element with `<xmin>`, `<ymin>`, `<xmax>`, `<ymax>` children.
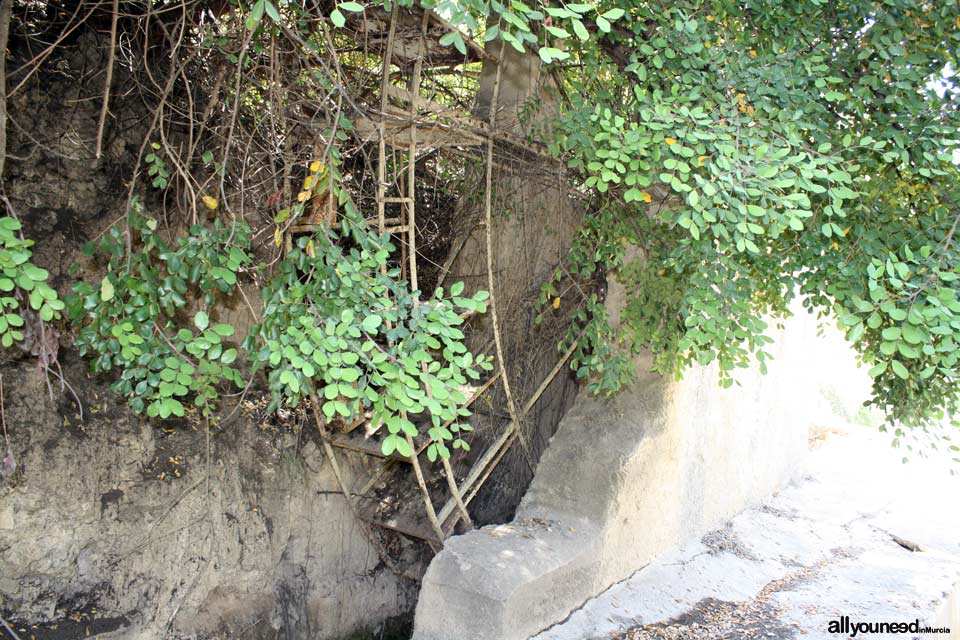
<box><xmin>248</xmin><ymin>161</ymin><xmax>494</xmax><ymax>458</ymax></box>
<box><xmin>0</xmin><ymin>216</ymin><xmax>63</xmax><ymax>347</ymax></box>
<box><xmin>63</xmin><ymin>154</ymin><xmax>493</xmax><ymax>460</ymax></box>
<box><xmin>4</xmin><ymin>0</ymin><xmax>959</xmax><ymax>446</ymax></box>
<box><xmin>254</xmin><ymin>0</ymin><xmax>960</xmax><ymax>432</ymax></box>
<box><xmin>525</xmin><ymin>0</ymin><xmax>959</xmax><ymax>433</ymax></box>
<box><xmin>67</xmin><ymin>202</ymin><xmax>251</xmax><ymax>418</ymax></box>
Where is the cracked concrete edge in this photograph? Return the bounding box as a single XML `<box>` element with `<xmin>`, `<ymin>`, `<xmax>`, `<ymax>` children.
<box><xmin>412</xmin><ymin>520</ymin><xmax>604</xmax><ymax>640</ymax></box>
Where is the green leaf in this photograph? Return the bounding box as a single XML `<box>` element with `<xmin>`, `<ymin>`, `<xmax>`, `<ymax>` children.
<box><xmin>395</xmin><ymin>435</ymin><xmax>412</xmax><ymax>458</ymax></box>
<box><xmin>323</xmin><ymin>401</ymin><xmax>337</xmax><ymax>418</ymax></box>
<box><xmin>439</xmin><ymin>31</ymin><xmax>467</xmax><ymax>56</ymax></box>
<box><xmin>881</xmin><ymin>326</ymin><xmax>901</xmax><ymax>341</ymax></box>
<box><xmin>538</xmin><ymin>47</ymin><xmax>570</xmax><ymax>64</ymax></box>
<box><xmin>22</xmin><ymin>263</ymin><xmax>48</xmax><ymax>281</ymax></box>
<box><xmin>339</xmin><ymin>1</ymin><xmax>363</xmax><ymax>11</ymax></box>
<box><xmin>901</xmin><ymin>325</ymin><xmax>923</xmax><ymax>345</ymax></box>
<box><xmin>330</xmin><ymin>8</ymin><xmax>345</xmax><ymax>27</ymax></box>
<box><xmin>847</xmin><ymin>322</ymin><xmax>864</xmax><ymax>343</ymax></box>
<box><xmin>263</xmin><ymin>0</ymin><xmax>280</xmax><ymax>21</ymax></box>
<box><xmin>212</xmin><ymin>323</ymin><xmax>234</xmax><ymax>337</ymax></box>
<box><xmin>890</xmin><ymin>360</ymin><xmax>909</xmax><ymax>380</ymax></box>
<box><xmin>361</xmin><ymin>314</ymin><xmax>382</xmax><ymax>333</ymax></box>
<box><xmin>100</xmin><ymin>277</ymin><xmax>114</xmax><ymax>302</ymax></box>
<box><xmin>897</xmin><ymin>343</ymin><xmax>918</xmax><ymax>359</ymax></box>
<box><xmin>250</xmin><ymin>0</ymin><xmax>265</xmax><ymax>21</ymax></box>
<box><xmin>572</xmin><ymin>18</ymin><xmax>589</xmax><ymax>40</ymax></box>
<box><xmin>382</xmin><ymin>434</ymin><xmax>398</xmax><ymax>456</ymax></box>
<box><xmin>167</xmin><ymin>398</ymin><xmax>185</xmax><ymax>417</ymax></box>
<box><xmin>194</xmin><ymin>311</ymin><xmax>209</xmax><ymax>331</ymax></box>
<box><xmin>280</xmin><ymin>369</ymin><xmax>299</xmax><ymax>393</ymax></box>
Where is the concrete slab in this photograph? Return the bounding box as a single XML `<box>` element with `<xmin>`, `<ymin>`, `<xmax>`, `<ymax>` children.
<box><xmin>534</xmin><ymin>428</ymin><xmax>960</xmax><ymax>640</ymax></box>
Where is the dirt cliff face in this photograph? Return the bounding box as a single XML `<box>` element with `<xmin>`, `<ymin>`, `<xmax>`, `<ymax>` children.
<box><xmin>4</xmin><ymin>31</ymin><xmax>141</xmax><ymax>282</ymax></box>
<box><xmin>0</xmin><ymin>361</ymin><xmax>415</xmax><ymax>639</ymax></box>
<box><xmin>0</xmin><ymin>34</ymin><xmax>416</xmax><ymax>639</ymax></box>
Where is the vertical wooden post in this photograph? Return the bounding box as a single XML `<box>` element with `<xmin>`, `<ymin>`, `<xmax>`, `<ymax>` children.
<box><xmin>483</xmin><ymin>43</ymin><xmax>536</xmax><ymax>472</ymax></box>
<box><xmin>405</xmin><ymin>11</ymin><xmax>429</xmax><ymax>294</ymax></box>
<box><xmin>377</xmin><ymin>6</ymin><xmax>398</xmax><ymax>240</ymax></box>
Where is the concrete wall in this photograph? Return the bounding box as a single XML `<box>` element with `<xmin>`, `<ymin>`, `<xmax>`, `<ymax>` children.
<box><xmin>413</xmin><ymin>301</ymin><xmax>865</xmax><ymax>640</ymax></box>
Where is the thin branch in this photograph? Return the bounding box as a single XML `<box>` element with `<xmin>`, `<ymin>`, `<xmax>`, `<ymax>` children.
<box><xmin>0</xmin><ymin>374</ymin><xmax>7</xmax><ymax>449</ymax></box>
<box><xmin>403</xmin><ymin>429</ymin><xmax>445</xmax><ymax>543</ymax></box>
<box><xmin>0</xmin><ymin>615</ymin><xmax>22</xmax><ymax>640</ymax></box>
<box><xmin>94</xmin><ymin>0</ymin><xmax>119</xmax><ymax>159</ymax></box>
<box><xmin>0</xmin><ymin>0</ymin><xmax>12</xmax><ymax>182</ymax></box>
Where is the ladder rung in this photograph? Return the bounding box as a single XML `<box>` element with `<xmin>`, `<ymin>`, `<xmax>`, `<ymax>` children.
<box><xmin>367</xmin><ymin>217</ymin><xmax>403</xmax><ymax>226</ymax></box>
<box><xmin>381</xmin><ymin>197</ymin><xmax>413</xmax><ymax>204</ymax></box>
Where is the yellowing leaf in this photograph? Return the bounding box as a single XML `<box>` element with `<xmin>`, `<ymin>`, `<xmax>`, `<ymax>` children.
<box><xmin>202</xmin><ymin>195</ymin><xmax>219</xmax><ymax>210</ymax></box>
<box><xmin>274</xmin><ymin>226</ymin><xmax>282</xmax><ymax>247</ymax></box>
<box><xmin>303</xmin><ymin>176</ymin><xmax>314</xmax><ymax>190</ymax></box>
<box><xmin>306</xmin><ymin>239</ymin><xmax>315</xmax><ymax>257</ymax></box>
<box><xmin>641</xmin><ymin>191</ymin><xmax>653</xmax><ymax>203</ymax></box>
<box><xmin>748</xmin><ymin>49</ymin><xmax>757</xmax><ymax>57</ymax></box>
<box><xmin>830</xmin><ymin>241</ymin><xmax>839</xmax><ymax>250</ymax></box>
<box><xmin>706</xmin><ymin>14</ymin><xmax>714</xmax><ymax>20</ymax></box>
<box><xmin>297</xmin><ymin>190</ymin><xmax>312</xmax><ymax>202</ymax></box>
<box><xmin>552</xmin><ymin>296</ymin><xmax>561</xmax><ymax>309</ymax></box>
<box><xmin>665</xmin><ymin>137</ymin><xmax>677</xmax><ymax>145</ymax></box>
<box><xmin>697</xmin><ymin>155</ymin><xmax>709</xmax><ymax>167</ymax></box>
<box><xmin>843</xmin><ymin>227</ymin><xmax>852</xmax><ymax>235</ymax></box>
<box><xmin>310</xmin><ymin>160</ymin><xmax>323</xmax><ymax>173</ymax></box>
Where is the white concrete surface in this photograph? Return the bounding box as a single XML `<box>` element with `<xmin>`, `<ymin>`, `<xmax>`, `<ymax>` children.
<box><xmin>534</xmin><ymin>425</ymin><xmax>960</xmax><ymax>640</ymax></box>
